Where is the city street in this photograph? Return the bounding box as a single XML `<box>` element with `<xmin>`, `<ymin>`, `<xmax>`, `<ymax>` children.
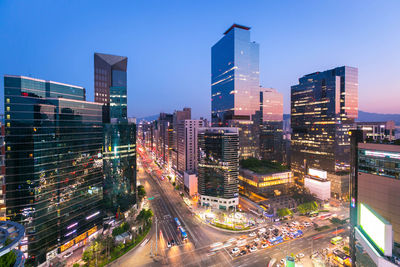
<box><xmin>109</xmin><ymin>146</ymin><xmax>350</xmax><ymax>267</ymax></box>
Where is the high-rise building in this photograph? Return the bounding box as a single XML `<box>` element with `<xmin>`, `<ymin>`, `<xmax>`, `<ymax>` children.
<box><xmin>4</xmin><ymin>75</ymin><xmax>103</xmax><ymax>264</ymax></box>
<box><xmin>356</xmin><ymin>121</ymin><xmax>396</xmax><ymax>142</ymax></box>
<box><xmin>177</xmin><ymin>120</ymin><xmax>204</xmax><ymax>174</ymax></box>
<box><xmin>211</xmin><ymin>24</ymin><xmax>260</xmax><ymax>126</ymax></box>
<box><xmin>0</xmin><ymin>115</ymin><xmax>5</xmax><ymax>221</ymax></box>
<box><xmin>94</xmin><ymin>53</ymin><xmax>136</xmax><ymax>214</ymax></box>
<box><xmin>94</xmin><ymin>53</ymin><xmax>128</xmax><ymax>121</ymax></box>
<box><xmin>350</xmin><ymin>130</ymin><xmax>400</xmax><ymax>266</ymax></box>
<box><xmin>156</xmin><ymin>113</ymin><xmax>173</xmax><ymax>165</ymax></box>
<box><xmin>172</xmin><ymin>108</ymin><xmax>191</xmax><ymax>174</ymax></box>
<box><xmin>256</xmin><ymin>88</ymin><xmax>284</xmax><ymax>162</ymax></box>
<box><xmin>291</xmin><ymin>66</ymin><xmax>358</xmax><ymax>182</ymax></box>
<box><xmin>103</xmin><ymin>119</ymin><xmax>136</xmax><ymax>214</ymax></box>
<box><xmin>198</xmin><ymin>127</ymin><xmax>239</xmax><ymax>210</ymax></box>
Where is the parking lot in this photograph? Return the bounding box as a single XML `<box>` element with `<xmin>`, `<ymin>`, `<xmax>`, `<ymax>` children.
<box><xmin>207</xmin><ymin>219</ymin><xmax>313</xmax><ymax>262</ymax></box>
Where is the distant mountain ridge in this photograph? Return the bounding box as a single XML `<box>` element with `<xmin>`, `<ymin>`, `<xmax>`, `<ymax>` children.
<box><xmin>140</xmin><ymin>111</ymin><xmax>400</xmax><ymax>125</ymax></box>
<box><xmin>284</xmin><ymin>111</ymin><xmax>400</xmax><ymax>125</ymax></box>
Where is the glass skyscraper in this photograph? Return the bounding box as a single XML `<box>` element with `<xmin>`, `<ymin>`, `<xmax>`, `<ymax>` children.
<box><xmin>94</xmin><ymin>52</ymin><xmax>128</xmax><ymax>121</ymax></box>
<box><xmin>291</xmin><ymin>66</ymin><xmax>358</xmax><ymax>181</ymax></box>
<box><xmin>211</xmin><ymin>24</ymin><xmax>260</xmax><ymax>126</ymax></box>
<box><xmin>198</xmin><ymin>127</ymin><xmax>239</xmax><ymax>210</ymax></box>
<box><xmin>94</xmin><ymin>53</ymin><xmax>136</xmax><ymax>214</ymax></box>
<box><xmin>4</xmin><ymin>75</ymin><xmax>104</xmax><ymax>265</ymax></box>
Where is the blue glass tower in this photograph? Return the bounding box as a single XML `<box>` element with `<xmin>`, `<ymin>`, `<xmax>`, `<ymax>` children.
<box><xmin>211</xmin><ymin>24</ymin><xmax>260</xmax><ymax>126</ymax></box>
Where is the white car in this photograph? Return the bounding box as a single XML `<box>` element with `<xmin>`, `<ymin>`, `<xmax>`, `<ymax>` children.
<box><xmin>261</xmin><ymin>243</ymin><xmax>269</xmax><ymax>249</ymax></box>
<box><xmin>249</xmin><ymin>246</ymin><xmax>258</xmax><ymax>253</ymax></box>
<box><xmin>296</xmin><ymin>253</ymin><xmax>305</xmax><ymax>258</ymax></box>
<box><xmin>280</xmin><ymin>258</ymin><xmax>285</xmax><ymax>264</ymax></box>
<box><xmin>228</xmin><ymin>237</ymin><xmax>237</xmax><ymax>244</ymax></box>
<box><xmin>254</xmin><ymin>238</ymin><xmax>260</xmax><ymax>242</ymax></box>
<box><xmin>249</xmin><ymin>232</ymin><xmax>256</xmax><ymax>237</ymax></box>
<box><xmin>258</xmin><ymin>228</ymin><xmax>266</xmax><ymax>234</ymax></box>
<box><xmin>63</xmin><ymin>252</ymin><xmax>73</xmax><ymax>258</ymax></box>
<box><xmin>231</xmin><ymin>247</ymin><xmax>240</xmax><ymax>254</ymax></box>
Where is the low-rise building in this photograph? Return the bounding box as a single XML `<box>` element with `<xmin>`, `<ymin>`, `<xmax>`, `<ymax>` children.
<box><xmin>304</xmin><ymin>169</ymin><xmax>331</xmax><ymax>201</ymax></box>
<box><xmin>239</xmin><ymin>158</ymin><xmax>292</xmax><ymax>196</ymax></box>
<box><xmin>184</xmin><ymin>171</ymin><xmax>198</xmax><ymax>197</ymax></box>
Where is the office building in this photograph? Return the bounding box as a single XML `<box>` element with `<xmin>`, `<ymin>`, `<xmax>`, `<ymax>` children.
<box><xmin>211</xmin><ymin>24</ymin><xmax>259</xmax><ymax>126</ymax></box>
<box><xmin>256</xmin><ymin>88</ymin><xmax>284</xmax><ymax>162</ymax></box>
<box><xmin>156</xmin><ymin>113</ymin><xmax>173</xmax><ymax>165</ymax></box>
<box><xmin>291</xmin><ymin>66</ymin><xmax>358</xmax><ymax>182</ymax></box>
<box><xmin>198</xmin><ymin>127</ymin><xmax>239</xmax><ymax>210</ymax></box>
<box><xmin>350</xmin><ymin>130</ymin><xmax>400</xmax><ymax>266</ymax></box>
<box><xmin>172</xmin><ymin>108</ymin><xmax>191</xmax><ymax>174</ymax></box>
<box><xmin>356</xmin><ymin>121</ymin><xmax>396</xmax><ymax>141</ymax></box>
<box><xmin>239</xmin><ymin>168</ymin><xmax>292</xmax><ymax>196</ymax></box>
<box><xmin>94</xmin><ymin>53</ymin><xmax>136</xmax><ymax>214</ymax></box>
<box><xmin>4</xmin><ymin>75</ymin><xmax>103</xmax><ymax>264</ymax></box>
<box><xmin>304</xmin><ymin>169</ymin><xmax>331</xmax><ymax>201</ymax></box>
<box><xmin>0</xmin><ymin>116</ymin><xmax>5</xmax><ymax>221</ymax></box>
<box><xmin>177</xmin><ymin>119</ymin><xmax>204</xmax><ymax>175</ymax></box>
<box><xmin>103</xmin><ymin>119</ymin><xmax>136</xmax><ymax>214</ymax></box>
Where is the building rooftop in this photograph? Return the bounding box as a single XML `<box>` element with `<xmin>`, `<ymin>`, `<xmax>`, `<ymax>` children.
<box><xmin>224</xmin><ymin>24</ymin><xmax>251</xmax><ymax>35</ymax></box>
<box><xmin>240</xmin><ymin>158</ymin><xmax>289</xmax><ymax>174</ymax></box>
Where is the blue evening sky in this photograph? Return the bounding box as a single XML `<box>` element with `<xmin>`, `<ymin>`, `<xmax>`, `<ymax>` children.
<box><xmin>1</xmin><ymin>0</ymin><xmax>399</xmax><ymax>119</ymax></box>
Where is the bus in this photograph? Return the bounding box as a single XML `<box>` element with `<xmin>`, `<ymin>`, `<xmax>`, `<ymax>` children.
<box><xmin>331</xmin><ymin>236</ymin><xmax>343</xmax><ymax>245</ymax></box>
<box><xmin>179</xmin><ymin>227</ymin><xmax>188</xmax><ymax>241</ymax></box>
<box><xmin>268</xmin><ymin>236</ymin><xmax>283</xmax><ymax>245</ymax></box>
<box><xmin>174</xmin><ymin>217</ymin><xmax>181</xmax><ymax>228</ymax></box>
<box><xmin>333</xmin><ymin>249</ymin><xmax>348</xmax><ymax>265</ymax></box>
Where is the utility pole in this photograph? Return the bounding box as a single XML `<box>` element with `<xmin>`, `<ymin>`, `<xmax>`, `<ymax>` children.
<box><xmin>155</xmin><ymin>216</ymin><xmax>158</xmax><ymax>256</ymax></box>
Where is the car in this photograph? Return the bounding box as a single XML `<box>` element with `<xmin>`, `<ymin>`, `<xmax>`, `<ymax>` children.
<box><xmin>253</xmin><ymin>242</ymin><xmax>258</xmax><ymax>247</ymax></box>
<box><xmin>171</xmin><ymin>239</ymin><xmax>175</xmax><ymax>246</ymax></box>
<box><xmin>254</xmin><ymin>238</ymin><xmax>260</xmax><ymax>242</ymax></box>
<box><xmin>245</xmin><ymin>244</ymin><xmax>251</xmax><ymax>250</ymax></box>
<box><xmin>63</xmin><ymin>252</ymin><xmax>73</xmax><ymax>258</ymax></box>
<box><xmin>167</xmin><ymin>241</ymin><xmax>171</xmax><ymax>248</ymax></box>
<box><xmin>304</xmin><ymin>222</ymin><xmax>311</xmax><ymax>227</ymax></box>
<box><xmin>240</xmin><ymin>250</ymin><xmax>247</xmax><ymax>256</ymax></box>
<box><xmin>280</xmin><ymin>258</ymin><xmax>285</xmax><ymax>264</ymax></box>
<box><xmin>296</xmin><ymin>253</ymin><xmax>305</xmax><ymax>258</ymax></box>
<box><xmin>268</xmin><ymin>227</ymin><xmax>275</xmax><ymax>231</ymax></box>
<box><xmin>258</xmin><ymin>228</ymin><xmax>266</xmax><ymax>234</ymax></box>
<box><xmin>249</xmin><ymin>232</ymin><xmax>256</xmax><ymax>237</ymax></box>
<box><xmin>231</xmin><ymin>247</ymin><xmax>240</xmax><ymax>254</ymax></box>
<box><xmin>250</xmin><ymin>246</ymin><xmax>257</xmax><ymax>253</ymax></box>
<box><xmin>228</xmin><ymin>237</ymin><xmax>237</xmax><ymax>244</ymax></box>
<box><xmin>261</xmin><ymin>243</ymin><xmax>269</xmax><ymax>249</ymax></box>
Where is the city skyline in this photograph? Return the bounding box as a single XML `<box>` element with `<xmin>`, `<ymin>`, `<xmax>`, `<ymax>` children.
<box><xmin>1</xmin><ymin>1</ymin><xmax>400</xmax><ymax>119</ymax></box>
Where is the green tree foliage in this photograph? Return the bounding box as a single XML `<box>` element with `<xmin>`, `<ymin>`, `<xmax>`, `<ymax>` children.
<box><xmin>112</xmin><ymin>222</ymin><xmax>130</xmax><ymax>237</ymax></box>
<box><xmin>297</xmin><ymin>201</ymin><xmax>318</xmax><ymax>214</ymax></box>
<box><xmin>0</xmin><ymin>251</ymin><xmax>17</xmax><ymax>267</ymax></box>
<box><xmin>136</xmin><ymin>209</ymin><xmax>153</xmax><ymax>224</ymax></box>
<box><xmin>277</xmin><ymin>208</ymin><xmax>292</xmax><ymax>218</ymax></box>
<box><xmin>73</xmin><ymin>263</ymin><xmax>80</xmax><ymax>267</ymax></box>
<box><xmin>137</xmin><ymin>185</ymin><xmax>146</xmax><ymax>201</ymax></box>
<box><xmin>240</xmin><ymin>157</ymin><xmax>288</xmax><ymax>174</ymax></box>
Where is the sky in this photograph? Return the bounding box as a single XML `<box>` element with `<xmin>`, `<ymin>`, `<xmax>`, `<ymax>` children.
<box><xmin>1</xmin><ymin>0</ymin><xmax>399</xmax><ymax>119</ymax></box>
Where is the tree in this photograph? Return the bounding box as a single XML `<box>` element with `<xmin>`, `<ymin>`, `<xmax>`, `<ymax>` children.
<box><xmin>0</xmin><ymin>251</ymin><xmax>17</xmax><ymax>267</ymax></box>
<box><xmin>137</xmin><ymin>185</ymin><xmax>146</xmax><ymax>201</ymax></box>
<box><xmin>137</xmin><ymin>208</ymin><xmax>154</xmax><ymax>224</ymax></box>
<box><xmin>73</xmin><ymin>264</ymin><xmax>80</xmax><ymax>267</ymax></box>
<box><xmin>277</xmin><ymin>208</ymin><xmax>292</xmax><ymax>218</ymax></box>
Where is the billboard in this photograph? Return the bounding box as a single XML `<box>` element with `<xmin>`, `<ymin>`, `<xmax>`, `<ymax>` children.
<box><xmin>308</xmin><ymin>168</ymin><xmax>327</xmax><ymax>179</ymax></box>
<box><xmin>359</xmin><ymin>203</ymin><xmax>393</xmax><ymax>256</ymax></box>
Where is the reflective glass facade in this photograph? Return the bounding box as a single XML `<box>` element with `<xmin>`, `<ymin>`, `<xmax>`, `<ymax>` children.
<box><xmin>94</xmin><ymin>53</ymin><xmax>128</xmax><ymax>121</ymax></box>
<box><xmin>103</xmin><ymin>122</ymin><xmax>136</xmax><ymax>213</ymax></box>
<box><xmin>4</xmin><ymin>76</ymin><xmax>104</xmax><ymax>265</ymax></box>
<box><xmin>211</xmin><ymin>24</ymin><xmax>259</xmax><ymax>126</ymax></box>
<box><xmin>291</xmin><ymin>66</ymin><xmax>358</xmax><ymax>180</ymax></box>
<box><xmin>198</xmin><ymin>128</ymin><xmax>239</xmax><ymax>202</ymax></box>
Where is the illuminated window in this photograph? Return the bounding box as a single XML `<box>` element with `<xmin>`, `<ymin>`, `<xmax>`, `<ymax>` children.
<box><xmin>6</xmin><ymin>123</ymin><xmax>10</xmax><ymax>127</ymax></box>
<box><xmin>7</xmin><ymin>146</ymin><xmax>11</xmax><ymax>151</ymax></box>
<box><xmin>6</xmin><ymin>106</ymin><xmax>10</xmax><ymax>111</ymax></box>
<box><xmin>6</xmin><ymin>98</ymin><xmax>10</xmax><ymax>103</ymax></box>
<box><xmin>6</xmin><ymin>115</ymin><xmax>10</xmax><ymax>119</ymax></box>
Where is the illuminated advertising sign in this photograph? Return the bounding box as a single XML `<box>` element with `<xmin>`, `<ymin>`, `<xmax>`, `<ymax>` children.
<box><xmin>359</xmin><ymin>203</ymin><xmax>393</xmax><ymax>256</ymax></box>
<box><xmin>364</xmin><ymin>150</ymin><xmax>400</xmax><ymax>160</ymax></box>
<box><xmin>60</xmin><ymin>226</ymin><xmax>98</xmax><ymax>252</ymax></box>
<box><xmin>308</xmin><ymin>168</ymin><xmax>327</xmax><ymax>179</ymax></box>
